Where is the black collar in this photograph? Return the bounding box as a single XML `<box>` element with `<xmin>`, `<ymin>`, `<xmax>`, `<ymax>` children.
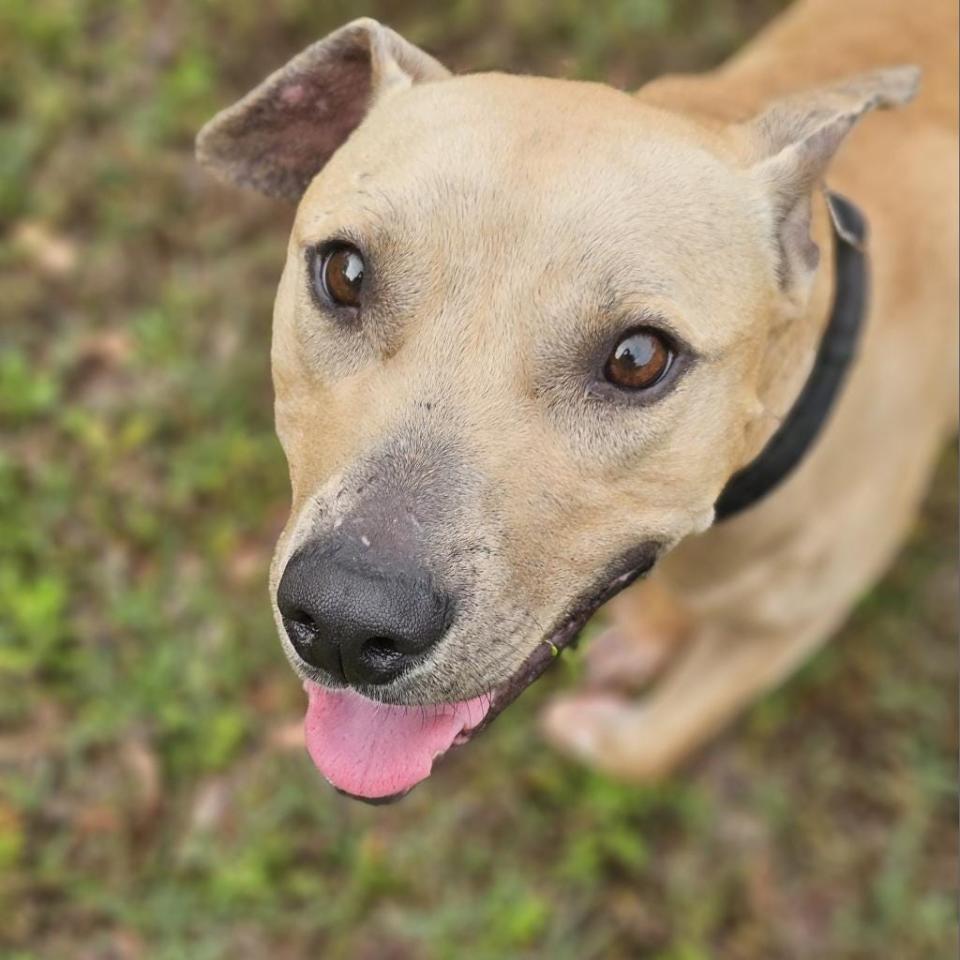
<box><xmin>713</xmin><ymin>191</ymin><xmax>869</xmax><ymax>523</ymax></box>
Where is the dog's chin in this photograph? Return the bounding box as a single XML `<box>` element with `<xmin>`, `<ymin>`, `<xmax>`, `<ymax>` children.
<box><xmin>301</xmin><ymin>545</ymin><xmax>660</xmax><ymax>804</ymax></box>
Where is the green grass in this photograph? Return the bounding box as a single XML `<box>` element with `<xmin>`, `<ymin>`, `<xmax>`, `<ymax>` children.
<box><xmin>1</xmin><ymin>1</ymin><xmax>956</xmax><ymax>957</ymax></box>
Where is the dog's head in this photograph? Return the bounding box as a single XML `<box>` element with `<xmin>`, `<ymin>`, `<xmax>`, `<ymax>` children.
<box><xmin>197</xmin><ymin>19</ymin><xmax>918</xmax><ymax>801</ymax></box>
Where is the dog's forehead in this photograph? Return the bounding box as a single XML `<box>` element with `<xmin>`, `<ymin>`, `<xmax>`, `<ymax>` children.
<box><xmin>295</xmin><ymin>73</ymin><xmax>750</xmax><ymax>250</ymax></box>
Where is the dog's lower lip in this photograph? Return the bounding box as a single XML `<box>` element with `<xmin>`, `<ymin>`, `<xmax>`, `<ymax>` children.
<box><xmin>447</xmin><ymin>553</ymin><xmax>659</xmax><ymax>754</ymax></box>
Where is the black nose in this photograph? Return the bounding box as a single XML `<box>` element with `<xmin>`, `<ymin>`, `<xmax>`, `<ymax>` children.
<box><xmin>276</xmin><ymin>543</ymin><xmax>452</xmax><ymax>686</ymax></box>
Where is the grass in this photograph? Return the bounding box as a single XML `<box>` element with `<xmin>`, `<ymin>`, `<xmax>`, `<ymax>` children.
<box><xmin>1</xmin><ymin>1</ymin><xmax>956</xmax><ymax>957</ymax></box>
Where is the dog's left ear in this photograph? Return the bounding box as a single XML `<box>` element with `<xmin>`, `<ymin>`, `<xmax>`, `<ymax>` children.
<box><xmin>196</xmin><ymin>18</ymin><xmax>450</xmax><ymax>202</ymax></box>
<box><xmin>740</xmin><ymin>65</ymin><xmax>920</xmax><ymax>297</ymax></box>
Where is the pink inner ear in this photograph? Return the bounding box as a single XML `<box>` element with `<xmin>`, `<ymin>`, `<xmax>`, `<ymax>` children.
<box><xmin>200</xmin><ymin>42</ymin><xmax>374</xmax><ymax>201</ymax></box>
<box><xmin>269</xmin><ymin>76</ymin><xmax>369</xmax><ymax>185</ymax></box>
<box><xmin>259</xmin><ymin>50</ymin><xmax>374</xmax><ymax>196</ymax></box>
<box><xmin>281</xmin><ymin>83</ymin><xmax>306</xmax><ymax>105</ymax></box>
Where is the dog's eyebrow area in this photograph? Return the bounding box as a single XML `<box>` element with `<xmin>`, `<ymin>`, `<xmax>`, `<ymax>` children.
<box><xmin>295</xmin><ymin>212</ymin><xmax>391</xmax><ymax>262</ymax></box>
<box><xmin>539</xmin><ymin>263</ymin><xmax>708</xmax><ymax>356</ymax></box>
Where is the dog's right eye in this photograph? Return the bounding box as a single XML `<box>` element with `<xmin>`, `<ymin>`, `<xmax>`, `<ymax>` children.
<box><xmin>311</xmin><ymin>243</ymin><xmax>365</xmax><ymax>309</ymax></box>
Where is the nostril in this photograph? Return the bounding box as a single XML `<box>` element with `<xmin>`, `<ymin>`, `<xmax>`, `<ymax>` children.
<box><xmin>366</xmin><ymin>636</ymin><xmax>397</xmax><ymax>655</ymax></box>
<box><xmin>282</xmin><ymin>613</ymin><xmax>348</xmax><ymax>682</ymax></box>
<box><xmin>360</xmin><ymin>636</ymin><xmax>406</xmax><ymax>673</ymax></box>
<box><xmin>285</xmin><ymin>615</ymin><xmax>318</xmax><ymax>642</ymax></box>
<box><xmin>282</xmin><ymin>615</ymin><xmax>322</xmax><ymax>660</ymax></box>
<box><xmin>285</xmin><ymin>607</ymin><xmax>316</xmax><ymax>628</ymax></box>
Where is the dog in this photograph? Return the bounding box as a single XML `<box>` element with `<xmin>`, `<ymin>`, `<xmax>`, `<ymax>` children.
<box><xmin>196</xmin><ymin>0</ymin><xmax>958</xmax><ymax>802</ymax></box>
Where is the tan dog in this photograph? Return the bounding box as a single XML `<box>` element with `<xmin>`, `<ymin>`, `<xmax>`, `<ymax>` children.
<box><xmin>196</xmin><ymin>0</ymin><xmax>958</xmax><ymax>801</ymax></box>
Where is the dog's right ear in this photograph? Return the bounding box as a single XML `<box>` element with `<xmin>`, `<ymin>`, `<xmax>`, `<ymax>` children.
<box><xmin>738</xmin><ymin>65</ymin><xmax>920</xmax><ymax>301</ymax></box>
<box><xmin>195</xmin><ymin>18</ymin><xmax>450</xmax><ymax>202</ymax></box>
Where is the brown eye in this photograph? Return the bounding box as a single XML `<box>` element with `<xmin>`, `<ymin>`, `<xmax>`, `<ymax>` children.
<box><xmin>604</xmin><ymin>329</ymin><xmax>673</xmax><ymax>390</ymax></box>
<box><xmin>316</xmin><ymin>244</ymin><xmax>364</xmax><ymax>308</ymax></box>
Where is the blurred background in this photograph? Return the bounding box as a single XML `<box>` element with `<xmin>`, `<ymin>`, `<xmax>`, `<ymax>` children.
<box><xmin>1</xmin><ymin>1</ymin><xmax>956</xmax><ymax>957</ymax></box>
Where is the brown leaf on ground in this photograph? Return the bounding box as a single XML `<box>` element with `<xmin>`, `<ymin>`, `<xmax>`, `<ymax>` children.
<box><xmin>119</xmin><ymin>736</ymin><xmax>162</xmax><ymax>822</ymax></box>
<box><xmin>12</xmin><ymin>220</ymin><xmax>78</xmax><ymax>277</ymax></box>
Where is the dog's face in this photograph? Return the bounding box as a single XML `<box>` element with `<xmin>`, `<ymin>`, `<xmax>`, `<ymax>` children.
<box><xmin>272</xmin><ymin>74</ymin><xmax>767</xmax><ymax>682</ymax></box>
<box><xmin>197</xmin><ymin>19</ymin><xmax>917</xmax><ymax>799</ymax></box>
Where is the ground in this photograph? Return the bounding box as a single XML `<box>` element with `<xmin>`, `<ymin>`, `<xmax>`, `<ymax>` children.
<box><xmin>1</xmin><ymin>1</ymin><xmax>956</xmax><ymax>957</ymax></box>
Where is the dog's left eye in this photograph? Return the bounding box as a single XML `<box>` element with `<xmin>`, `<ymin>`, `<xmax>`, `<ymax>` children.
<box><xmin>312</xmin><ymin>243</ymin><xmax>365</xmax><ymax>308</ymax></box>
<box><xmin>604</xmin><ymin>328</ymin><xmax>673</xmax><ymax>391</ymax></box>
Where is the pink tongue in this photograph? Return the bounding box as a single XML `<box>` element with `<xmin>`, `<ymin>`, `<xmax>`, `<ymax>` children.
<box><xmin>303</xmin><ymin>682</ymin><xmax>492</xmax><ymax>799</ymax></box>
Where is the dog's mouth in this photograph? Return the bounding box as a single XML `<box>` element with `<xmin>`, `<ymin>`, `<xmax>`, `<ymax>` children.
<box><xmin>302</xmin><ymin>547</ymin><xmax>659</xmax><ymax>803</ymax></box>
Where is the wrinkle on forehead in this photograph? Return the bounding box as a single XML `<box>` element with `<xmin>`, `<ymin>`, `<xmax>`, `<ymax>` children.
<box><xmin>298</xmin><ymin>72</ymin><xmax>736</xmax><ymax>225</ymax></box>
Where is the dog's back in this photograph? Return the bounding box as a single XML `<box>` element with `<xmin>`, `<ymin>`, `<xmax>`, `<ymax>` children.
<box><xmin>730</xmin><ymin>0</ymin><xmax>957</xmax><ymax>129</ymax></box>
<box><xmin>642</xmin><ymin>0</ymin><xmax>957</xmax><ymax>131</ymax></box>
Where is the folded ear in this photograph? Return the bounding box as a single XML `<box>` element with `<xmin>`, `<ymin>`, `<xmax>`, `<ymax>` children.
<box><xmin>742</xmin><ymin>65</ymin><xmax>920</xmax><ymax>296</ymax></box>
<box><xmin>196</xmin><ymin>18</ymin><xmax>451</xmax><ymax>202</ymax></box>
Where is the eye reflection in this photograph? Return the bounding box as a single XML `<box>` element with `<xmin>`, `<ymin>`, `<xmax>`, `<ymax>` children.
<box><xmin>313</xmin><ymin>244</ymin><xmax>365</xmax><ymax>308</ymax></box>
<box><xmin>604</xmin><ymin>329</ymin><xmax>672</xmax><ymax>390</ymax></box>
